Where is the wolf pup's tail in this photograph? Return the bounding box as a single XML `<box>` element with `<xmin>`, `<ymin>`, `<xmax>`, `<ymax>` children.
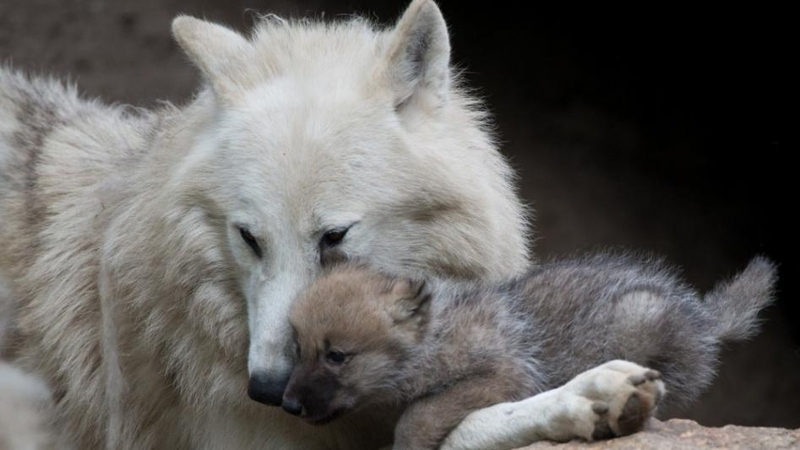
<box><xmin>704</xmin><ymin>256</ymin><xmax>778</xmax><ymax>341</ymax></box>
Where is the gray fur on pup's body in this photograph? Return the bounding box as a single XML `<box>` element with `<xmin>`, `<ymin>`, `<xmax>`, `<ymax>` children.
<box><xmin>421</xmin><ymin>253</ymin><xmax>775</xmax><ymax>407</ymax></box>
<box><xmin>288</xmin><ymin>252</ymin><xmax>776</xmax><ymax>449</ymax></box>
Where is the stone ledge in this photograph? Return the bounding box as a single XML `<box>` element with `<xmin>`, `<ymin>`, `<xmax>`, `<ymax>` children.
<box><xmin>520</xmin><ymin>419</ymin><xmax>800</xmax><ymax>449</ymax></box>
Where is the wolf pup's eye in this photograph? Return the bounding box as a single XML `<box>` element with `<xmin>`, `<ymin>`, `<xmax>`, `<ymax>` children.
<box><xmin>320</xmin><ymin>228</ymin><xmax>348</xmax><ymax>248</ymax></box>
<box><xmin>325</xmin><ymin>350</ymin><xmax>348</xmax><ymax>365</ymax></box>
<box><xmin>238</xmin><ymin>227</ymin><xmax>262</xmax><ymax>258</ymax></box>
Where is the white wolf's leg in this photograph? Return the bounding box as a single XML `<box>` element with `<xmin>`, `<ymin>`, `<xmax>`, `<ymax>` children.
<box><xmin>441</xmin><ymin>360</ymin><xmax>665</xmax><ymax>450</ymax></box>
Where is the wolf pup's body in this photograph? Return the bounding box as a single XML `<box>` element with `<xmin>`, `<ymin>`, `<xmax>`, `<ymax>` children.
<box><xmin>287</xmin><ymin>254</ymin><xmax>776</xmax><ymax>450</ymax></box>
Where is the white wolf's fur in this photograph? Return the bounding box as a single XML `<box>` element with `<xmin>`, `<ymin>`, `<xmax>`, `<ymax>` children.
<box><xmin>0</xmin><ymin>1</ymin><xmax>674</xmax><ymax>448</ymax></box>
<box><xmin>0</xmin><ymin>1</ymin><xmax>535</xmax><ymax>448</ymax></box>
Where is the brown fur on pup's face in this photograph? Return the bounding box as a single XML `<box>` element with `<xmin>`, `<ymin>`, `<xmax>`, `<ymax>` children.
<box><xmin>285</xmin><ymin>265</ymin><xmax>429</xmax><ymax>424</ymax></box>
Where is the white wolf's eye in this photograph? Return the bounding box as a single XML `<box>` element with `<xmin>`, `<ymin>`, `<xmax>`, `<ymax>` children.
<box><xmin>320</xmin><ymin>228</ymin><xmax>348</xmax><ymax>248</ymax></box>
<box><xmin>319</xmin><ymin>225</ymin><xmax>355</xmax><ymax>266</ymax></box>
<box><xmin>238</xmin><ymin>227</ymin><xmax>263</xmax><ymax>258</ymax></box>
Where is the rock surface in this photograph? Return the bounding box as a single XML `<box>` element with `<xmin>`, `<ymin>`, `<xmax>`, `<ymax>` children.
<box><xmin>520</xmin><ymin>419</ymin><xmax>800</xmax><ymax>449</ymax></box>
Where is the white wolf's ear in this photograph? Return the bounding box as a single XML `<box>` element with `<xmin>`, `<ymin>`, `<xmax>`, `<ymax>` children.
<box><xmin>172</xmin><ymin>16</ymin><xmax>253</xmax><ymax>100</ymax></box>
<box><xmin>379</xmin><ymin>0</ymin><xmax>451</xmax><ymax>116</ymax></box>
<box><xmin>388</xmin><ymin>278</ymin><xmax>431</xmax><ymax>326</ymax></box>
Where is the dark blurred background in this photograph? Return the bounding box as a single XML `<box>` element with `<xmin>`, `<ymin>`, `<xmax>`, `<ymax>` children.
<box><xmin>1</xmin><ymin>0</ymin><xmax>795</xmax><ymax>428</ymax></box>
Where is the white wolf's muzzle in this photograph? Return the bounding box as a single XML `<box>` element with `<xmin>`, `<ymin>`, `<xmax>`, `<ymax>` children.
<box><xmin>246</xmin><ymin>271</ymin><xmax>306</xmax><ymax>406</ymax></box>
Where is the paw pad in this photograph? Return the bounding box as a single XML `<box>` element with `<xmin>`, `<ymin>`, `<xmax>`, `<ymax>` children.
<box><xmin>617</xmin><ymin>392</ymin><xmax>647</xmax><ymax>436</ymax></box>
<box><xmin>591</xmin><ymin>418</ymin><xmax>615</xmax><ymax>440</ymax></box>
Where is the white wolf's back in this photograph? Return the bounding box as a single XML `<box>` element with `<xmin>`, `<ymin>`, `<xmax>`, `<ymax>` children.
<box><xmin>0</xmin><ymin>67</ymin><xmax>160</xmax><ymax>449</ymax></box>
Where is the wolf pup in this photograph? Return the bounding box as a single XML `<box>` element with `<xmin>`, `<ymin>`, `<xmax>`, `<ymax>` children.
<box><xmin>286</xmin><ymin>254</ymin><xmax>776</xmax><ymax>450</ymax></box>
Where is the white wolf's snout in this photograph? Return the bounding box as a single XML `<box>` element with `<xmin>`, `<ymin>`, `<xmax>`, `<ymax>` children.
<box><xmin>246</xmin><ymin>270</ymin><xmax>308</xmax><ymax>406</ymax></box>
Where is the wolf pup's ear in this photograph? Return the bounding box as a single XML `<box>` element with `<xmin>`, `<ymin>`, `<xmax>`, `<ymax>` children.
<box><xmin>172</xmin><ymin>16</ymin><xmax>253</xmax><ymax>101</ymax></box>
<box><xmin>388</xmin><ymin>278</ymin><xmax>432</xmax><ymax>326</ymax></box>
<box><xmin>379</xmin><ymin>0</ymin><xmax>451</xmax><ymax>117</ymax></box>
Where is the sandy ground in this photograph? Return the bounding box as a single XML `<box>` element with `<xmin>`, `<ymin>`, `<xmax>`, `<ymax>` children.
<box><xmin>0</xmin><ymin>0</ymin><xmax>796</xmax><ymax>428</ymax></box>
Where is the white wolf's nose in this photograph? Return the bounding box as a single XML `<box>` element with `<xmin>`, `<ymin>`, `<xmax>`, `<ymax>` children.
<box><xmin>247</xmin><ymin>371</ymin><xmax>289</xmax><ymax>406</ymax></box>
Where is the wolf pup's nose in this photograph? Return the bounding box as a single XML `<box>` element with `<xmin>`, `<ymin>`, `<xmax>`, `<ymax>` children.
<box><xmin>281</xmin><ymin>398</ymin><xmax>303</xmax><ymax>416</ymax></box>
<box><xmin>247</xmin><ymin>372</ymin><xmax>289</xmax><ymax>406</ymax></box>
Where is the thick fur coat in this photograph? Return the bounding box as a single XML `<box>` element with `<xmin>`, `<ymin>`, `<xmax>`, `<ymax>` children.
<box><xmin>0</xmin><ymin>1</ymin><xmax>533</xmax><ymax>448</ymax></box>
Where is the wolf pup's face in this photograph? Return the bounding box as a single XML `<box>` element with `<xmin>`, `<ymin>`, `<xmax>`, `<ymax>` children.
<box><xmin>168</xmin><ymin>0</ymin><xmax>528</xmax><ymax>406</ymax></box>
<box><xmin>283</xmin><ymin>266</ymin><xmax>430</xmax><ymax>424</ymax></box>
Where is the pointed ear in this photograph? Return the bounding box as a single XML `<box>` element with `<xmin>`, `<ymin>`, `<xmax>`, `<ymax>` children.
<box><xmin>379</xmin><ymin>0</ymin><xmax>451</xmax><ymax>115</ymax></box>
<box><xmin>388</xmin><ymin>278</ymin><xmax>431</xmax><ymax>325</ymax></box>
<box><xmin>172</xmin><ymin>16</ymin><xmax>253</xmax><ymax>100</ymax></box>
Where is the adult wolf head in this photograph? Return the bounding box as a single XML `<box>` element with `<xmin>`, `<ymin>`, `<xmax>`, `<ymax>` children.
<box><xmin>168</xmin><ymin>0</ymin><xmax>529</xmax><ymax>406</ymax></box>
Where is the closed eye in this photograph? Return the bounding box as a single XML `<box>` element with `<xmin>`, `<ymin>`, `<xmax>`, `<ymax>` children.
<box><xmin>238</xmin><ymin>226</ymin><xmax>263</xmax><ymax>258</ymax></box>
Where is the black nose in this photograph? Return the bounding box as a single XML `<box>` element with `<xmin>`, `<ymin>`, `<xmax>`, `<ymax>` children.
<box><xmin>248</xmin><ymin>371</ymin><xmax>289</xmax><ymax>406</ymax></box>
<box><xmin>282</xmin><ymin>398</ymin><xmax>303</xmax><ymax>416</ymax></box>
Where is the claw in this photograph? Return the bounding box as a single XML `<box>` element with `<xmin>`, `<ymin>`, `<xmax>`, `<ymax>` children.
<box><xmin>644</xmin><ymin>370</ymin><xmax>661</xmax><ymax>381</ymax></box>
<box><xmin>592</xmin><ymin>401</ymin><xmax>609</xmax><ymax>415</ymax></box>
<box><xmin>628</xmin><ymin>374</ymin><xmax>646</xmax><ymax>386</ymax></box>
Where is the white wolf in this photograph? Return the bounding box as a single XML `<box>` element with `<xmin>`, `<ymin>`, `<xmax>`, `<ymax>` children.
<box><xmin>0</xmin><ymin>0</ymin><xmax>664</xmax><ymax>448</ymax></box>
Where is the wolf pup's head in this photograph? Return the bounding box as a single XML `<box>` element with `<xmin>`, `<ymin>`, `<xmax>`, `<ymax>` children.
<box><xmin>168</xmin><ymin>0</ymin><xmax>528</xmax><ymax>406</ymax></box>
<box><xmin>284</xmin><ymin>265</ymin><xmax>430</xmax><ymax>424</ymax></box>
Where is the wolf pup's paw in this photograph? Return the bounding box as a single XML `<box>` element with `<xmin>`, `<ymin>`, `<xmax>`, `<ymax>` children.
<box><xmin>553</xmin><ymin>360</ymin><xmax>664</xmax><ymax>441</ymax></box>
